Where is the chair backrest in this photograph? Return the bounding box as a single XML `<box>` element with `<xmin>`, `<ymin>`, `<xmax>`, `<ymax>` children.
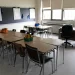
<box><xmin>25</xmin><ymin>44</ymin><xmax>40</xmax><ymax>63</ymax></box>
<box><xmin>62</xmin><ymin>25</ymin><xmax>73</xmax><ymax>37</ymax></box>
<box><xmin>0</xmin><ymin>38</ymin><xmax>2</xmax><ymax>41</ymax></box>
<box><xmin>0</xmin><ymin>38</ymin><xmax>2</xmax><ymax>45</ymax></box>
<box><xmin>14</xmin><ymin>43</ymin><xmax>25</xmax><ymax>57</ymax></box>
<box><xmin>20</xmin><ymin>30</ymin><xmax>25</xmax><ymax>33</ymax></box>
<box><xmin>24</xmin><ymin>26</ymin><xmax>28</xmax><ymax>28</ymax></box>
<box><xmin>12</xmin><ymin>29</ymin><xmax>16</xmax><ymax>32</ymax></box>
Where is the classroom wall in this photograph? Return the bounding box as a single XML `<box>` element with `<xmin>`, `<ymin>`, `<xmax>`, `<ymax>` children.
<box><xmin>0</xmin><ymin>0</ymin><xmax>35</xmax><ymax>8</ymax></box>
<box><xmin>42</xmin><ymin>20</ymin><xmax>75</xmax><ymax>33</ymax></box>
<box><xmin>0</xmin><ymin>21</ymin><xmax>35</xmax><ymax>32</ymax></box>
<box><xmin>0</xmin><ymin>0</ymin><xmax>74</xmax><ymax>33</ymax></box>
<box><xmin>42</xmin><ymin>0</ymin><xmax>75</xmax><ymax>33</ymax></box>
<box><xmin>0</xmin><ymin>0</ymin><xmax>36</xmax><ymax>31</ymax></box>
<box><xmin>35</xmin><ymin>0</ymin><xmax>42</xmax><ymax>23</ymax></box>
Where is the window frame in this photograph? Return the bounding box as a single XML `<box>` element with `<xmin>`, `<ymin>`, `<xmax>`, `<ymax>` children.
<box><xmin>52</xmin><ymin>9</ymin><xmax>62</xmax><ymax>21</ymax></box>
<box><xmin>42</xmin><ymin>9</ymin><xmax>51</xmax><ymax>20</ymax></box>
<box><xmin>42</xmin><ymin>8</ymin><xmax>75</xmax><ymax>21</ymax></box>
<box><xmin>63</xmin><ymin>8</ymin><xmax>75</xmax><ymax>21</ymax></box>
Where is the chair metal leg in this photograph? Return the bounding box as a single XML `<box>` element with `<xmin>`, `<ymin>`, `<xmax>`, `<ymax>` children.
<box><xmin>62</xmin><ymin>45</ymin><xmax>65</xmax><ymax>64</ymax></box>
<box><xmin>42</xmin><ymin>54</ymin><xmax>45</xmax><ymax>75</ymax></box>
<box><xmin>65</xmin><ymin>39</ymin><xmax>67</xmax><ymax>48</ymax></box>
<box><xmin>26</xmin><ymin>59</ymin><xmax>30</xmax><ymax>73</ymax></box>
<box><xmin>7</xmin><ymin>47</ymin><xmax>10</xmax><ymax>65</ymax></box>
<box><xmin>42</xmin><ymin>64</ymin><xmax>44</xmax><ymax>75</ymax></box>
<box><xmin>51</xmin><ymin>60</ymin><xmax>53</xmax><ymax>74</ymax></box>
<box><xmin>22</xmin><ymin>57</ymin><xmax>24</xmax><ymax>73</ymax></box>
<box><xmin>14</xmin><ymin>49</ymin><xmax>16</xmax><ymax>67</ymax></box>
<box><xmin>53</xmin><ymin>50</ymin><xmax>55</xmax><ymax>72</ymax></box>
<box><xmin>39</xmin><ymin>66</ymin><xmax>43</xmax><ymax>75</ymax></box>
<box><xmin>2</xmin><ymin>46</ymin><xmax>4</xmax><ymax>59</ymax></box>
<box><xmin>7</xmin><ymin>45</ymin><xmax>12</xmax><ymax>65</ymax></box>
<box><xmin>0</xmin><ymin>47</ymin><xmax>3</xmax><ymax>56</ymax></box>
<box><xmin>56</xmin><ymin>46</ymin><xmax>58</xmax><ymax>71</ymax></box>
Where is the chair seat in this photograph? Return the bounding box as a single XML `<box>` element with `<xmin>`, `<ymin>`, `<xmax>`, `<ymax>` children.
<box><xmin>40</xmin><ymin>56</ymin><xmax>53</xmax><ymax>64</ymax></box>
<box><xmin>32</xmin><ymin>55</ymin><xmax>53</xmax><ymax>64</ymax></box>
<box><xmin>16</xmin><ymin>51</ymin><xmax>25</xmax><ymax>57</ymax></box>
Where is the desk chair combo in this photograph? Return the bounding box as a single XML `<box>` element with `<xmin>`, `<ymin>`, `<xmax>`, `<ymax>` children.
<box><xmin>13</xmin><ymin>43</ymin><xmax>26</xmax><ymax>73</ymax></box>
<box><xmin>12</xmin><ymin>29</ymin><xmax>16</xmax><ymax>32</ymax></box>
<box><xmin>61</xmin><ymin>25</ymin><xmax>73</xmax><ymax>48</ymax></box>
<box><xmin>25</xmin><ymin>44</ymin><xmax>54</xmax><ymax>75</ymax></box>
<box><xmin>23</xmin><ymin>26</ymin><xmax>28</xmax><ymax>32</ymax></box>
<box><xmin>0</xmin><ymin>38</ymin><xmax>11</xmax><ymax>59</ymax></box>
<box><xmin>20</xmin><ymin>30</ymin><xmax>26</xmax><ymax>33</ymax></box>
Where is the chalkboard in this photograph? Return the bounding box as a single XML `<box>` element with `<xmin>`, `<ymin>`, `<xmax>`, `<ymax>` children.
<box><xmin>0</xmin><ymin>7</ymin><xmax>35</xmax><ymax>24</ymax></box>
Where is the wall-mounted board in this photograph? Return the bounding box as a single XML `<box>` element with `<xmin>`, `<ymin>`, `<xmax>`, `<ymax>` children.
<box><xmin>0</xmin><ymin>8</ymin><xmax>2</xmax><ymax>21</ymax></box>
<box><xmin>13</xmin><ymin>8</ymin><xmax>21</xmax><ymax>20</ymax></box>
<box><xmin>0</xmin><ymin>7</ymin><xmax>35</xmax><ymax>24</ymax></box>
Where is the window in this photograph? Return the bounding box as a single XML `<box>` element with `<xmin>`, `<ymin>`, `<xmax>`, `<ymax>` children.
<box><xmin>43</xmin><ymin>9</ymin><xmax>51</xmax><ymax>19</ymax></box>
<box><xmin>63</xmin><ymin>9</ymin><xmax>75</xmax><ymax>20</ymax></box>
<box><xmin>30</xmin><ymin>9</ymin><xmax>35</xmax><ymax>19</ymax></box>
<box><xmin>43</xmin><ymin>10</ymin><xmax>51</xmax><ymax>19</ymax></box>
<box><xmin>52</xmin><ymin>9</ymin><xmax>62</xmax><ymax>20</ymax></box>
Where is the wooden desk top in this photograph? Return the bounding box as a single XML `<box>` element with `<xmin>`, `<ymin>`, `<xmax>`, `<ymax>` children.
<box><xmin>6</xmin><ymin>31</ymin><xmax>25</xmax><ymax>38</ymax></box>
<box><xmin>0</xmin><ymin>31</ymin><xmax>63</xmax><ymax>46</ymax></box>
<box><xmin>33</xmin><ymin>37</ymin><xmax>63</xmax><ymax>46</ymax></box>
<box><xmin>0</xmin><ymin>34</ymin><xmax>23</xmax><ymax>42</ymax></box>
<box><xmin>24</xmin><ymin>25</ymin><xmax>52</xmax><ymax>29</ymax></box>
<box><xmin>15</xmin><ymin>40</ymin><xmax>55</xmax><ymax>53</ymax></box>
<box><xmin>0</xmin><ymin>31</ymin><xmax>25</xmax><ymax>42</ymax></box>
<box><xmin>41</xmin><ymin>38</ymin><xmax>63</xmax><ymax>46</ymax></box>
<box><xmin>0</xmin><ymin>31</ymin><xmax>25</xmax><ymax>38</ymax></box>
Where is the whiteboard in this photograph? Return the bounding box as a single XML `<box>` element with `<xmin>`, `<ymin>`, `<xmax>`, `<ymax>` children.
<box><xmin>0</xmin><ymin>8</ymin><xmax>2</xmax><ymax>21</ymax></box>
<box><xmin>13</xmin><ymin>8</ymin><xmax>21</xmax><ymax>20</ymax></box>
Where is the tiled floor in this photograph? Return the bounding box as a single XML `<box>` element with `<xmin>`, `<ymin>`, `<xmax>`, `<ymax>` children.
<box><xmin>0</xmin><ymin>34</ymin><xmax>75</xmax><ymax>75</ymax></box>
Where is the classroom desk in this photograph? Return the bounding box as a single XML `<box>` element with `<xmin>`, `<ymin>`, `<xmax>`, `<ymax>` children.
<box><xmin>15</xmin><ymin>37</ymin><xmax>64</xmax><ymax>71</ymax></box>
<box><xmin>15</xmin><ymin>39</ymin><xmax>56</xmax><ymax>74</ymax></box>
<box><xmin>4</xmin><ymin>31</ymin><xmax>25</xmax><ymax>38</ymax></box>
<box><xmin>15</xmin><ymin>40</ymin><xmax>55</xmax><ymax>53</ymax></box>
<box><xmin>33</xmin><ymin>37</ymin><xmax>64</xmax><ymax>70</ymax></box>
<box><xmin>24</xmin><ymin>25</ymin><xmax>52</xmax><ymax>29</ymax></box>
<box><xmin>0</xmin><ymin>31</ymin><xmax>25</xmax><ymax>42</ymax></box>
<box><xmin>41</xmin><ymin>38</ymin><xmax>64</xmax><ymax>70</ymax></box>
<box><xmin>0</xmin><ymin>31</ymin><xmax>64</xmax><ymax>72</ymax></box>
<box><xmin>24</xmin><ymin>25</ymin><xmax>53</xmax><ymax>34</ymax></box>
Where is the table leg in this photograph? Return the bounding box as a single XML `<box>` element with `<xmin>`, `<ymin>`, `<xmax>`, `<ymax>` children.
<box><xmin>56</xmin><ymin>46</ymin><xmax>58</xmax><ymax>71</ymax></box>
<box><xmin>63</xmin><ymin>45</ymin><xmax>64</xmax><ymax>64</ymax></box>
<box><xmin>53</xmin><ymin>49</ymin><xmax>55</xmax><ymax>72</ymax></box>
<box><xmin>42</xmin><ymin>54</ymin><xmax>45</xmax><ymax>75</ymax></box>
<box><xmin>22</xmin><ymin>57</ymin><xmax>24</xmax><ymax>73</ymax></box>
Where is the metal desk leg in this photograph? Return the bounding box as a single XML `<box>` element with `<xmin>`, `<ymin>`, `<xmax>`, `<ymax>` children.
<box><xmin>22</xmin><ymin>57</ymin><xmax>24</xmax><ymax>73</ymax></box>
<box><xmin>53</xmin><ymin>50</ymin><xmax>55</xmax><ymax>72</ymax></box>
<box><xmin>42</xmin><ymin>54</ymin><xmax>45</xmax><ymax>75</ymax></box>
<box><xmin>51</xmin><ymin>27</ymin><xmax>53</xmax><ymax>35</ymax></box>
<box><xmin>25</xmin><ymin>52</ymin><xmax>29</xmax><ymax>73</ymax></box>
<box><xmin>56</xmin><ymin>46</ymin><xmax>58</xmax><ymax>71</ymax></box>
<box><xmin>42</xmin><ymin>64</ymin><xmax>44</xmax><ymax>75</ymax></box>
<box><xmin>63</xmin><ymin>45</ymin><xmax>64</xmax><ymax>64</ymax></box>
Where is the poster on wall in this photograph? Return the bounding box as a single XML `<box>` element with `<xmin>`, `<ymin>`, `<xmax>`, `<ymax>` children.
<box><xmin>13</xmin><ymin>8</ymin><xmax>21</xmax><ymax>20</ymax></box>
<box><xmin>30</xmin><ymin>9</ymin><xmax>35</xmax><ymax>19</ymax></box>
<box><xmin>0</xmin><ymin>8</ymin><xmax>2</xmax><ymax>21</ymax></box>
